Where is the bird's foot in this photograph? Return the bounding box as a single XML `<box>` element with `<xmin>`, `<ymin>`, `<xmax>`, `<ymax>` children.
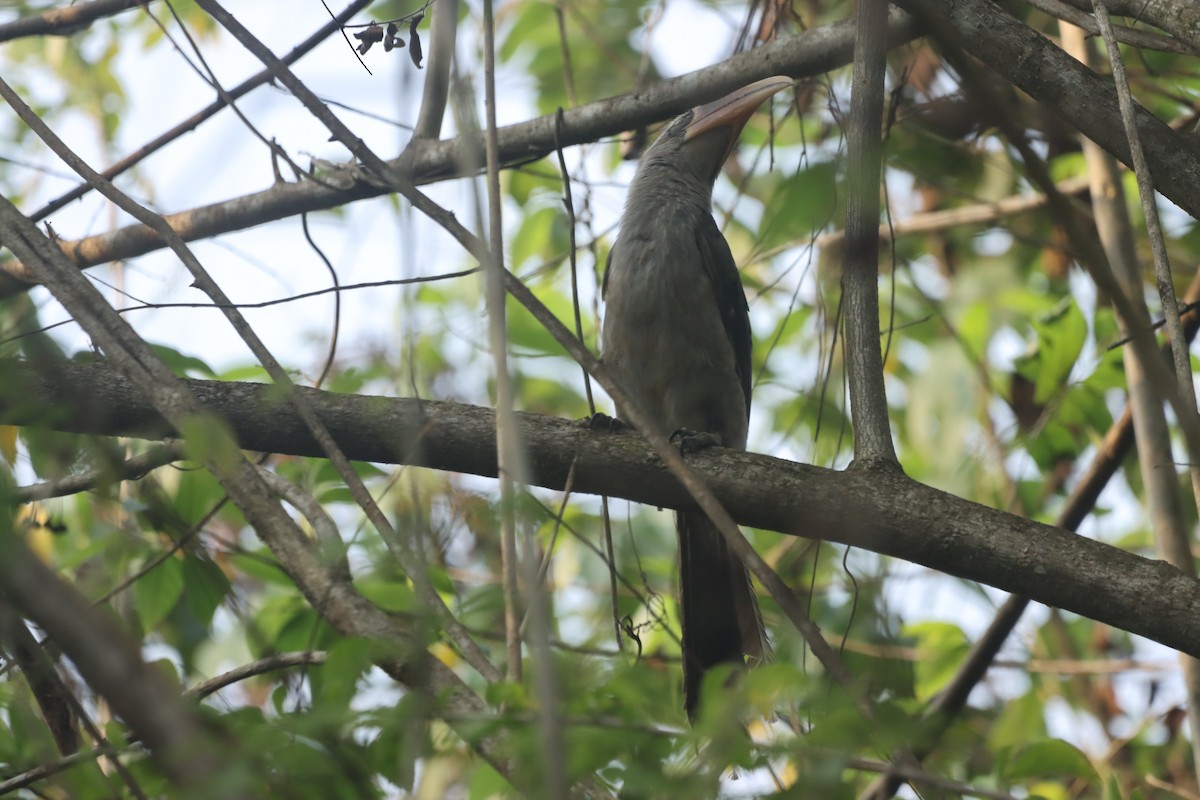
<box><xmin>669</xmin><ymin>428</ymin><xmax>721</xmax><ymax>453</ymax></box>
<box><xmin>582</xmin><ymin>412</ymin><xmax>628</xmax><ymax>433</ymax></box>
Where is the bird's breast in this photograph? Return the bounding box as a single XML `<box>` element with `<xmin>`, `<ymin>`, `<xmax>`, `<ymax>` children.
<box><xmin>601</xmin><ymin>218</ymin><xmax>747</xmax><ymax>444</ymax></box>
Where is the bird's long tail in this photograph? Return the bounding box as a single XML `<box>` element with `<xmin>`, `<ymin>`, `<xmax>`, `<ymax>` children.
<box><xmin>677</xmin><ymin>509</ymin><xmax>767</xmax><ymax>720</ymax></box>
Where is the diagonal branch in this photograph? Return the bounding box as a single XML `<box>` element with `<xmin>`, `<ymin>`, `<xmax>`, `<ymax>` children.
<box><xmin>184</xmin><ymin>0</ymin><xmax>871</xmax><ymax>729</ymax></box>
<box><xmin>0</xmin><ymin>98</ymin><xmax>518</xmax><ymax>794</ymax></box>
<box><xmin>0</xmin><ymin>532</ymin><xmax>230</xmax><ymax>791</ymax></box>
<box><xmin>1057</xmin><ymin>0</ymin><xmax>1200</xmax><ymax>53</ymax></box>
<box><xmin>1090</xmin><ymin>4</ymin><xmax>1200</xmax><ymax>784</ymax></box>
<box><xmin>31</xmin><ymin>0</ymin><xmax>373</xmax><ymax>222</ymax></box>
<box><xmin>0</xmin><ymin>9</ymin><xmax>922</xmax><ymax>297</ymax></box>
<box><xmin>1027</xmin><ymin>0</ymin><xmax>1196</xmax><ymax>54</ymax></box>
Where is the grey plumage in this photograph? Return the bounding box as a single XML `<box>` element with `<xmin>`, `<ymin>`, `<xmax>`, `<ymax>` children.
<box><xmin>601</xmin><ymin>77</ymin><xmax>790</xmax><ymax>719</ymax></box>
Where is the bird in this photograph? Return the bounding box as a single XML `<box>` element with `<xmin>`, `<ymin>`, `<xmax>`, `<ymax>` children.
<box><xmin>601</xmin><ymin>76</ymin><xmax>792</xmax><ymax>719</ymax></box>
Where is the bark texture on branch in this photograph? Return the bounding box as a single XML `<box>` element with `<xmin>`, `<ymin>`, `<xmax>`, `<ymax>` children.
<box><xmin>5</xmin><ymin>359</ymin><xmax>1199</xmax><ymax>661</ymax></box>
<box><xmin>1060</xmin><ymin>0</ymin><xmax>1200</xmax><ymax>52</ymax></box>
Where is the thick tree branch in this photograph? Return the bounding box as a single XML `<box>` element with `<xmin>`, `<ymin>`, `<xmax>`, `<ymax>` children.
<box><xmin>0</xmin><ymin>9</ymin><xmax>921</xmax><ymax>297</ymax></box>
<box><xmin>0</xmin><ymin>0</ymin><xmax>154</xmax><ymax>43</ymax></box>
<box><xmin>1059</xmin><ymin>0</ymin><xmax>1200</xmax><ymax>53</ymax></box>
<box><xmin>1027</xmin><ymin>0</ymin><xmax>1195</xmax><ymax>54</ymax></box>
<box><xmin>890</xmin><ymin>0</ymin><xmax>1200</xmax><ymax>225</ymax></box>
<box><xmin>6</xmin><ymin>359</ymin><xmax>1200</xmax><ymax>661</ymax></box>
<box><xmin>862</xmin><ymin>268</ymin><xmax>1200</xmax><ymax>800</ymax></box>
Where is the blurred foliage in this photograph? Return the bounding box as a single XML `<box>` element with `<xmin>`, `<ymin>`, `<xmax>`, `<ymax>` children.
<box><xmin>0</xmin><ymin>0</ymin><xmax>1198</xmax><ymax>798</ymax></box>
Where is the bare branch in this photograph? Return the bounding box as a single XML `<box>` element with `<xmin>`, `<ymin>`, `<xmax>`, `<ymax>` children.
<box><xmin>0</xmin><ymin>10</ymin><xmax>922</xmax><ymax>297</ymax></box>
<box><xmin>1026</xmin><ymin>0</ymin><xmax>1196</xmax><ymax>54</ymax></box>
<box><xmin>0</xmin><ymin>744</ymin><xmax>118</xmax><ymax>795</ymax></box>
<box><xmin>843</xmin><ymin>0</ymin><xmax>896</xmax><ymax>463</ymax></box>
<box><xmin>7</xmin><ymin>360</ymin><xmax>1200</xmax><ymax>662</ymax></box>
<box><xmin>0</xmin><ymin>536</ymin><xmax>232</xmax><ymax>791</ymax></box>
<box><xmin>32</xmin><ymin>1</ymin><xmax>371</xmax><ymax>222</ymax></box>
<box><xmin>0</xmin><ymin>0</ymin><xmax>155</xmax><ymax>43</ymax></box>
<box><xmin>412</xmin><ymin>0</ymin><xmax>458</xmax><ymax>139</ymax></box>
<box><xmin>0</xmin><ymin>606</ymin><xmax>79</xmax><ymax>755</ymax></box>
<box><xmin>1089</xmin><ymin>4</ymin><xmax>1200</xmax><ymax>783</ymax></box>
<box><xmin>13</xmin><ymin>441</ymin><xmax>186</xmax><ymax>502</ymax></box>
<box><xmin>816</xmin><ymin>175</ymin><xmax>1091</xmax><ymax>249</ymax></box>
<box><xmin>183</xmin><ymin>651</ymin><xmax>329</xmax><ymax>701</ymax></box>
<box><xmin>1058</xmin><ymin>0</ymin><xmax>1200</xmax><ymax>53</ymax></box>
<box><xmin>890</xmin><ymin>0</ymin><xmax>1200</xmax><ymax>227</ymax></box>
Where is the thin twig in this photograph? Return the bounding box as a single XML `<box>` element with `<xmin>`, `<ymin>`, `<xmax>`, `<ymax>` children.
<box><xmin>0</xmin><ymin>11</ymin><xmax>924</xmax><ymax>296</ymax></box>
<box><xmin>184</xmin><ymin>651</ymin><xmax>329</xmax><ymax>700</ymax></box>
<box><xmin>298</xmin><ymin>213</ymin><xmax>341</xmax><ymax>389</ymax></box>
<box><xmin>0</xmin><ymin>269</ymin><xmax>476</xmax><ymax>345</ymax></box>
<box><xmin>1027</xmin><ymin>0</ymin><xmax>1194</xmax><ymax>54</ymax></box>
<box><xmin>0</xmin><ymin>744</ymin><xmax>121</xmax><ymax>795</ymax></box>
<box><xmin>412</xmin><ymin>0</ymin><xmax>458</xmax><ymax>139</ymax></box>
<box><xmin>32</xmin><ymin>0</ymin><xmax>372</xmax><ymax>222</ymax></box>
<box><xmin>1091</xmin><ymin>2</ymin><xmax>1200</xmax><ymax>784</ymax></box>
<box><xmin>554</xmin><ymin>110</ymin><xmax>595</xmax><ymax>414</ymax></box>
<box><xmin>194</xmin><ymin>0</ymin><xmax>504</xmax><ymax>690</ymax></box>
<box><xmin>814</xmin><ymin>175</ymin><xmax>1091</xmax><ymax>250</ymax></box>
<box><xmin>478</xmin><ymin>0</ymin><xmax>525</xmax><ymax>687</ymax></box>
<box><xmin>480</xmin><ymin>2</ymin><xmax>565</xmax><ymax>794</ymax></box>
<box><xmin>12</xmin><ymin>442</ymin><xmax>186</xmax><ymax>502</ymax></box>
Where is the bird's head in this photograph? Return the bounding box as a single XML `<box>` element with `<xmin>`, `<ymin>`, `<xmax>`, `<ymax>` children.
<box><xmin>640</xmin><ymin>76</ymin><xmax>793</xmax><ymax>189</ymax></box>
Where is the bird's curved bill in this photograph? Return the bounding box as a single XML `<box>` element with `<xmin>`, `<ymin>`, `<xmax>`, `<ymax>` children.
<box><xmin>685</xmin><ymin>76</ymin><xmax>794</xmax><ymax>141</ymax></box>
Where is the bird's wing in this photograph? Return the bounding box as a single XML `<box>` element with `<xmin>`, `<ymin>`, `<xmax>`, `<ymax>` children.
<box><xmin>601</xmin><ymin>239</ymin><xmax>617</xmax><ymax>299</ymax></box>
<box><xmin>695</xmin><ymin>215</ymin><xmax>752</xmax><ymax>418</ymax></box>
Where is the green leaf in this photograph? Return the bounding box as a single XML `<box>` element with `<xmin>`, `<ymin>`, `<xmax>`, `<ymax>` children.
<box><xmin>510</xmin><ymin>203</ymin><xmax>568</xmax><ymax>271</ymax></box>
<box><xmin>757</xmin><ymin>161</ymin><xmax>840</xmax><ymax>251</ymax></box>
<box><xmin>177</xmin><ymin>413</ymin><xmax>241</xmax><ymax>476</ymax></box>
<box><xmin>903</xmin><ymin>621</ymin><xmax>970</xmax><ymax>701</ymax></box>
<box><xmin>181</xmin><ymin>554</ymin><xmax>231</xmax><ymax>628</ymax></box>
<box><xmin>356</xmin><ymin>577</ymin><xmax>417</xmax><ymax>614</ymax></box>
<box><xmin>1007</xmin><ymin>739</ymin><xmax>1098</xmax><ymax>784</ymax></box>
<box><xmin>317</xmin><ymin>638</ymin><xmax>374</xmax><ymax>710</ymax></box>
<box><xmin>990</xmin><ymin>689</ymin><xmax>1048</xmax><ymax>751</ymax></box>
<box><xmin>228</xmin><ymin>551</ymin><xmax>292</xmax><ymax>587</ymax></box>
<box><xmin>1019</xmin><ymin>296</ymin><xmax>1087</xmax><ymax>404</ymax></box>
<box><xmin>134</xmin><ymin>554</ymin><xmax>185</xmax><ymax>631</ymax></box>
<box><xmin>147</xmin><ymin>343</ymin><xmax>216</xmax><ymax>378</ymax></box>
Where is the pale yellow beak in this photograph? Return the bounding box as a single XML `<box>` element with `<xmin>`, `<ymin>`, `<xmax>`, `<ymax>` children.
<box><xmin>684</xmin><ymin>75</ymin><xmax>794</xmax><ymax>142</ymax></box>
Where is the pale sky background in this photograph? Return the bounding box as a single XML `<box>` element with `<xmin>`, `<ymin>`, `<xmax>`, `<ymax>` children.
<box><xmin>1</xmin><ymin>0</ymin><xmax>1187</xmax><ymax>775</ymax></box>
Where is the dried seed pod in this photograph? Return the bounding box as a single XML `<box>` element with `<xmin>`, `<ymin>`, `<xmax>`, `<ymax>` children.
<box><xmin>353</xmin><ymin>22</ymin><xmax>383</xmax><ymax>55</ymax></box>
<box><xmin>384</xmin><ymin>21</ymin><xmax>403</xmax><ymax>51</ymax></box>
<box><xmin>409</xmin><ymin>14</ymin><xmax>423</xmax><ymax>68</ymax></box>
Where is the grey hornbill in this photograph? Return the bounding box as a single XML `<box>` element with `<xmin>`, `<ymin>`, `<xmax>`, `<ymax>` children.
<box><xmin>601</xmin><ymin>76</ymin><xmax>792</xmax><ymax>719</ymax></box>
